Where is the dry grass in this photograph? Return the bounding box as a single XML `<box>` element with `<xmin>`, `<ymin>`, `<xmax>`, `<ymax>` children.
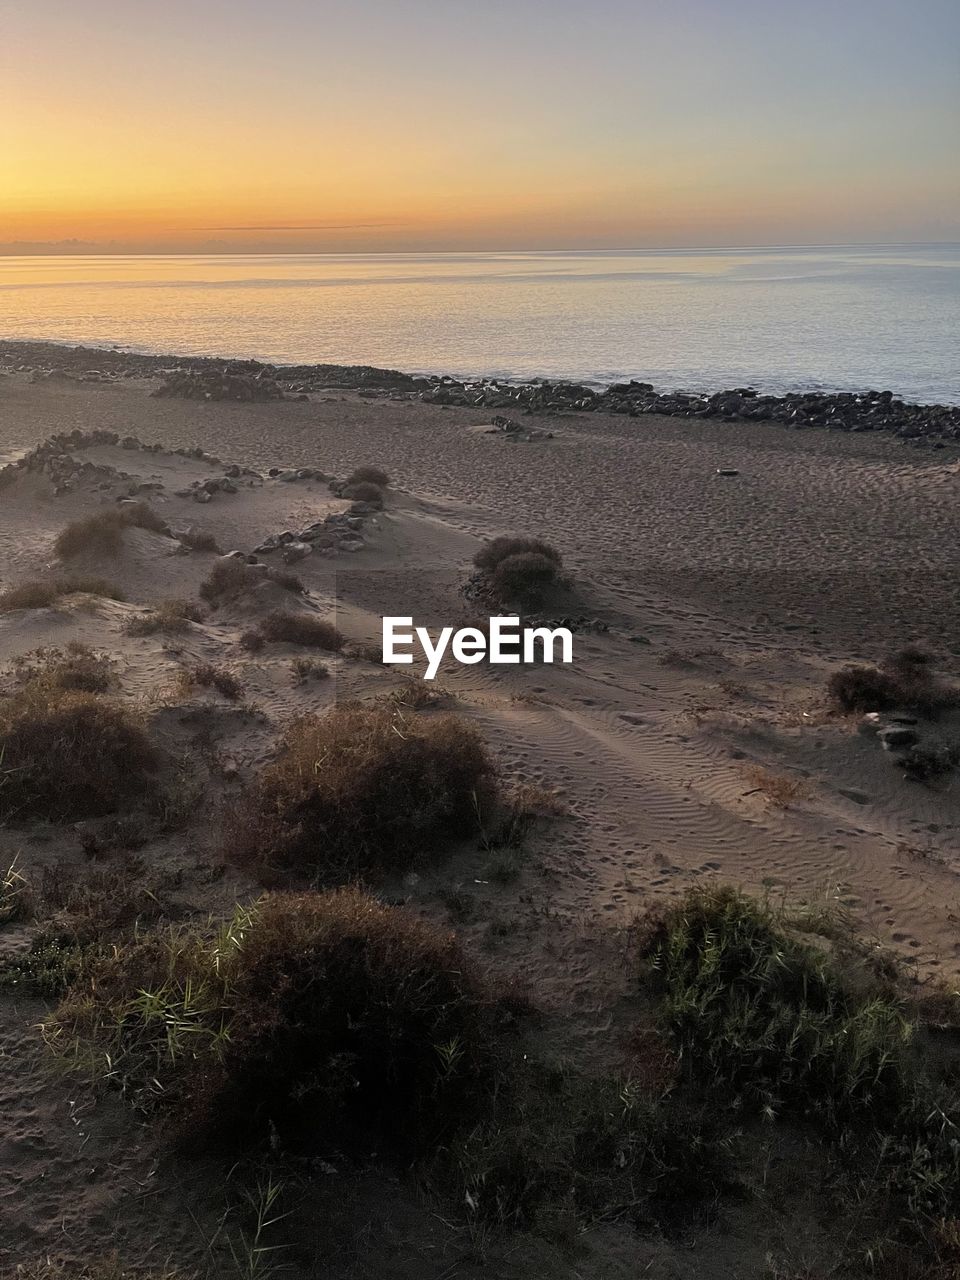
<box><xmin>177</xmin><ymin>527</ymin><xmax>221</xmax><ymax>553</ymax></box>
<box><xmin>0</xmin><ymin>683</ymin><xmax>159</xmax><ymax>821</ymax></box>
<box><xmin>46</xmin><ymin>888</ymin><xmax>513</xmax><ymax>1161</ymax></box>
<box><xmin>123</xmin><ymin>598</ymin><xmax>205</xmax><ymax>636</ymax></box>
<box><xmin>827</xmin><ymin>650</ymin><xmax>958</xmax><ymax>718</ymax></box>
<box><xmin>491</xmin><ymin>551</ymin><xmax>561</xmax><ymax>604</ymax></box>
<box><xmin>200</xmin><ymin>559</ymin><xmax>304</xmax><ymax>605</ymax></box>
<box><xmin>11</xmin><ymin>643</ymin><xmax>116</xmax><ymax>696</ymax></box>
<box><xmin>384</xmin><ymin>677</ymin><xmax>451</xmax><ymax>709</ymax></box>
<box><xmin>225</xmin><ymin>703</ymin><xmax>494</xmax><ymax>880</ymax></box>
<box><xmin>15</xmin><ymin>1259</ymin><xmax>190</xmax><ymax>1280</ymax></box>
<box><xmin>256</xmin><ymin>609</ymin><xmax>344</xmax><ymax>651</ymax></box>
<box><xmin>473</xmin><ymin>536</ymin><xmax>562</xmax><ymax>574</ymax></box>
<box><xmin>341</xmin><ymin>479</ymin><xmax>384</xmax><ymax>507</ymax></box>
<box><xmin>290</xmin><ymin>656</ymin><xmax>330</xmax><ymax>682</ymax></box>
<box><xmin>346</xmin><ymin>465</ymin><xmax>390</xmax><ymax>487</ymax></box>
<box><xmin>54</xmin><ymin>502</ymin><xmax>170</xmax><ymax>559</ymax></box>
<box><xmin>0</xmin><ymin>576</ymin><xmax>126</xmax><ymax>612</ymax></box>
<box><xmin>742</xmin><ymin>764</ymin><xmax>810</xmax><ymax>808</ymax></box>
<box><xmin>177</xmin><ymin>662</ymin><xmax>245</xmax><ymax>701</ymax></box>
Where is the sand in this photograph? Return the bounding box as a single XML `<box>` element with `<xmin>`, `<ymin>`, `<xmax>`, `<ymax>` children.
<box><xmin>1</xmin><ymin>372</ymin><xmax>959</xmax><ymax>1278</ymax></box>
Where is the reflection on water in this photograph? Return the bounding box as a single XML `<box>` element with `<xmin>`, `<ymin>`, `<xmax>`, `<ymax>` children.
<box><xmin>1</xmin><ymin>245</ymin><xmax>957</xmax><ymax>402</ymax></box>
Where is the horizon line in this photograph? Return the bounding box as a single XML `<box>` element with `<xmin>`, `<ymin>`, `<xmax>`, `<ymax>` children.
<box><xmin>1</xmin><ymin>239</ymin><xmax>959</xmax><ymax>260</ymax></box>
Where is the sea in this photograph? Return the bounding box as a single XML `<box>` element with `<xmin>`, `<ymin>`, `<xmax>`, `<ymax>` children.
<box><xmin>1</xmin><ymin>244</ymin><xmax>957</xmax><ymax>404</ymax></box>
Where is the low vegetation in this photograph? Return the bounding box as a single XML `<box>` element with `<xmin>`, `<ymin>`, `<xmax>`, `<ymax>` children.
<box><xmin>199</xmin><ymin>558</ymin><xmax>304</xmax><ymax>605</ymax></box>
<box><xmin>256</xmin><ymin>609</ymin><xmax>344</xmax><ymax>650</ymax></box>
<box><xmin>0</xmin><ymin>653</ymin><xmax>158</xmax><ymax>821</ymax></box>
<box><xmin>15</xmin><ymin>1260</ymin><xmax>187</xmax><ymax>1280</ymax></box>
<box><xmin>123</xmin><ymin>598</ymin><xmax>205</xmax><ymax>636</ymax></box>
<box><xmin>45</xmin><ymin>888</ymin><xmax>512</xmax><ymax>1158</ymax></box>
<box><xmin>345</xmin><ymin>465</ymin><xmax>390</xmax><ymax>488</ymax></box>
<box><xmin>827</xmin><ymin>648</ymin><xmax>958</xmax><ymax>717</ymax></box>
<box><xmin>473</xmin><ymin>535</ymin><xmax>564</xmax><ymax>606</ymax></box>
<box><xmin>290</xmin><ymin>656</ymin><xmax>330</xmax><ymax>682</ymax></box>
<box><xmin>177</xmin><ymin>527</ymin><xmax>221</xmax><ymax>553</ymax></box>
<box><xmin>742</xmin><ymin>763</ymin><xmax>810</xmax><ymax>808</ymax></box>
<box><xmin>177</xmin><ymin>662</ymin><xmax>245</xmax><ymax>701</ymax></box>
<box><xmin>54</xmin><ymin>502</ymin><xmax>170</xmax><ymax>559</ymax></box>
<box><xmin>0</xmin><ymin>855</ymin><xmax>32</xmax><ymax>924</ymax></box>
<box><xmin>12</xmin><ymin>643</ymin><xmax>115</xmax><ymax>695</ymax></box>
<box><xmin>225</xmin><ymin>703</ymin><xmax>494</xmax><ymax>880</ymax></box>
<box><xmin>341</xmin><ymin>479</ymin><xmax>384</xmax><ymax>507</ymax></box>
<box><xmin>0</xmin><ymin>575</ymin><xmax>126</xmax><ymax>611</ymax></box>
<box><xmin>638</xmin><ymin>886</ymin><xmax>960</xmax><ymax>1263</ymax></box>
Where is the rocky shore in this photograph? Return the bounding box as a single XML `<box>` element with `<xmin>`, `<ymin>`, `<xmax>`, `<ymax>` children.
<box><xmin>2</xmin><ymin>339</ymin><xmax>959</xmax><ymax>443</ymax></box>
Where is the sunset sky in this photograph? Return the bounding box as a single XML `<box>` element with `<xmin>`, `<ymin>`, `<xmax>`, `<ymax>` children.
<box><xmin>3</xmin><ymin>0</ymin><xmax>958</xmax><ymax>253</ymax></box>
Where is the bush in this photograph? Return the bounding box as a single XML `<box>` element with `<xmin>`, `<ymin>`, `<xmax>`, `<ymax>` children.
<box><xmin>226</xmin><ymin>703</ymin><xmax>494</xmax><ymax>879</ymax></box>
<box><xmin>828</xmin><ymin>656</ymin><xmax>957</xmax><ymax>717</ymax></box>
<box><xmin>640</xmin><ymin>886</ymin><xmax>912</xmax><ymax>1124</ymax></box>
<box><xmin>828</xmin><ymin>664</ymin><xmax>903</xmax><ymax>713</ymax></box>
<box><xmin>474</xmin><ymin>536</ymin><xmax>562</xmax><ymax>575</ymax></box>
<box><xmin>178</xmin><ymin>662</ymin><xmax>245</xmax><ymax>701</ymax></box>
<box><xmin>177</xmin><ymin>528</ymin><xmax>221</xmax><ymax>553</ymax></box>
<box><xmin>490</xmin><ymin>551</ymin><xmax>561</xmax><ymax>604</ymax></box>
<box><xmin>200</xmin><ymin>559</ymin><xmax>304</xmax><ymax>605</ymax></box>
<box><xmin>291</xmin><ymin>657</ymin><xmax>330</xmax><ymax>682</ymax></box>
<box><xmin>0</xmin><ymin>685</ymin><xmax>158</xmax><ymax>821</ymax></box>
<box><xmin>341</xmin><ymin>480</ymin><xmax>384</xmax><ymax>507</ymax></box>
<box><xmin>0</xmin><ymin>576</ymin><xmax>126</xmax><ymax>611</ymax></box>
<box><xmin>346</xmin><ymin>465</ymin><xmax>390</xmax><ymax>488</ymax></box>
<box><xmin>257</xmin><ymin>609</ymin><xmax>344</xmax><ymax>651</ymax></box>
<box><xmin>47</xmin><ymin>888</ymin><xmax>510</xmax><ymax>1159</ymax></box>
<box><xmin>54</xmin><ymin>503</ymin><xmax>170</xmax><ymax>559</ymax></box>
<box><xmin>123</xmin><ymin>599</ymin><xmax>205</xmax><ymax>636</ymax></box>
<box><xmin>13</xmin><ymin>644</ymin><xmax>115</xmax><ymax>694</ymax></box>
<box><xmin>199</xmin><ymin>558</ymin><xmax>259</xmax><ymax>603</ymax></box>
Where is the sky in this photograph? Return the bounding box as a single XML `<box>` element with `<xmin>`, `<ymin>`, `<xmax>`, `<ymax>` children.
<box><xmin>2</xmin><ymin>0</ymin><xmax>958</xmax><ymax>253</ymax></box>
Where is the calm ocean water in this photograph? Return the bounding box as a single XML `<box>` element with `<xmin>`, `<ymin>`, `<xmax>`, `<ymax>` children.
<box><xmin>1</xmin><ymin>245</ymin><xmax>958</xmax><ymax>403</ymax></box>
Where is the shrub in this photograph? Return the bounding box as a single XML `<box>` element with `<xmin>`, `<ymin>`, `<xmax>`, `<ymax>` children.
<box><xmin>226</xmin><ymin>703</ymin><xmax>494</xmax><ymax>879</ymax></box>
<box><xmin>200</xmin><ymin>560</ymin><xmax>304</xmax><ymax>604</ymax></box>
<box><xmin>473</xmin><ymin>536</ymin><xmax>563</xmax><ymax>574</ymax></box>
<box><xmin>900</xmin><ymin>742</ymin><xmax>959</xmax><ymax>781</ymax></box>
<box><xmin>257</xmin><ymin>610</ymin><xmax>344</xmax><ymax>651</ymax></box>
<box><xmin>0</xmin><ymin>685</ymin><xmax>159</xmax><ymax>821</ymax></box>
<box><xmin>46</xmin><ymin>888</ymin><xmax>510</xmax><ymax>1159</ymax></box>
<box><xmin>341</xmin><ymin>480</ymin><xmax>384</xmax><ymax>507</ymax></box>
<box><xmin>640</xmin><ymin>886</ymin><xmax>912</xmax><ymax>1125</ymax></box>
<box><xmin>290</xmin><ymin>656</ymin><xmax>330</xmax><ymax>682</ymax></box>
<box><xmin>0</xmin><ymin>575</ymin><xmax>126</xmax><ymax>611</ymax></box>
<box><xmin>13</xmin><ymin>644</ymin><xmax>115</xmax><ymax>695</ymax></box>
<box><xmin>178</xmin><ymin>662</ymin><xmax>245</xmax><ymax>701</ymax></box>
<box><xmin>123</xmin><ymin>598</ymin><xmax>205</xmax><ymax>636</ymax></box>
<box><xmin>239</xmin><ymin>628</ymin><xmax>266</xmax><ymax>653</ymax></box>
<box><xmin>199</xmin><ymin>558</ymin><xmax>258</xmax><ymax>603</ymax></box>
<box><xmin>490</xmin><ymin>551</ymin><xmax>561</xmax><ymax>604</ymax></box>
<box><xmin>54</xmin><ymin>503</ymin><xmax>170</xmax><ymax>559</ymax></box>
<box><xmin>268</xmin><ymin>569</ymin><xmax>306</xmax><ymax>595</ymax></box>
<box><xmin>346</xmin><ymin>465</ymin><xmax>390</xmax><ymax>488</ymax></box>
<box><xmin>177</xmin><ymin>528</ymin><xmax>221</xmax><ymax>553</ymax></box>
<box><xmin>828</xmin><ymin>664</ymin><xmax>903</xmax><ymax>713</ymax></box>
<box><xmin>828</xmin><ymin>657</ymin><xmax>958</xmax><ymax>717</ymax></box>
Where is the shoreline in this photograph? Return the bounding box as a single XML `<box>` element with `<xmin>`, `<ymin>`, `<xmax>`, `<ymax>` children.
<box><xmin>2</xmin><ymin>338</ymin><xmax>959</xmax><ymax>442</ymax></box>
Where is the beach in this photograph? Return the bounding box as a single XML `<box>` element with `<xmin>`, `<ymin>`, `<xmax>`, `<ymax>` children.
<box><xmin>1</xmin><ymin>358</ymin><xmax>959</xmax><ymax>1278</ymax></box>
